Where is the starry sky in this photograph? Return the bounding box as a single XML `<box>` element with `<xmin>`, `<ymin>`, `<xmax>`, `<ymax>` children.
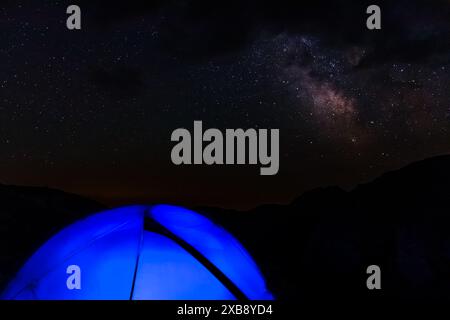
<box><xmin>1</xmin><ymin>0</ymin><xmax>450</xmax><ymax>208</ymax></box>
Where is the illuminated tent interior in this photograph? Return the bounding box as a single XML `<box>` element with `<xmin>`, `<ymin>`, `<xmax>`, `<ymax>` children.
<box><xmin>1</xmin><ymin>205</ymin><xmax>273</xmax><ymax>300</ymax></box>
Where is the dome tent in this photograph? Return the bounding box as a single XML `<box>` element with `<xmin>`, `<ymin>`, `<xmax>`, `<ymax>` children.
<box><xmin>1</xmin><ymin>205</ymin><xmax>273</xmax><ymax>300</ymax></box>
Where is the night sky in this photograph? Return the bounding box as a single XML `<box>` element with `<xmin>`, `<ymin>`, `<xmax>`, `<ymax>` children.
<box><xmin>1</xmin><ymin>1</ymin><xmax>450</xmax><ymax>208</ymax></box>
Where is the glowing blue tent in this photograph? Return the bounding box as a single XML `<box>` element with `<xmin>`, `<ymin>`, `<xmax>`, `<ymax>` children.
<box><xmin>1</xmin><ymin>205</ymin><xmax>273</xmax><ymax>300</ymax></box>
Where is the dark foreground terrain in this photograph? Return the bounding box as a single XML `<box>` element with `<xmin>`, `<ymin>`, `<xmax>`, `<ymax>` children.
<box><xmin>0</xmin><ymin>185</ymin><xmax>105</xmax><ymax>289</ymax></box>
<box><xmin>2</xmin><ymin>155</ymin><xmax>450</xmax><ymax>303</ymax></box>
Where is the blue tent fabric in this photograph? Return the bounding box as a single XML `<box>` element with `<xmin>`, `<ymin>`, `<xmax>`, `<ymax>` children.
<box><xmin>1</xmin><ymin>205</ymin><xmax>273</xmax><ymax>300</ymax></box>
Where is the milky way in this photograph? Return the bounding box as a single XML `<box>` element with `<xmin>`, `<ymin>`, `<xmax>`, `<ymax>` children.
<box><xmin>1</xmin><ymin>1</ymin><xmax>450</xmax><ymax>208</ymax></box>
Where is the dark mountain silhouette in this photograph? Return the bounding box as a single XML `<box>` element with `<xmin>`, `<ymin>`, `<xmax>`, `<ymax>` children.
<box><xmin>0</xmin><ymin>185</ymin><xmax>105</xmax><ymax>289</ymax></box>
<box><xmin>197</xmin><ymin>154</ymin><xmax>450</xmax><ymax>302</ymax></box>
<box><xmin>2</xmin><ymin>154</ymin><xmax>450</xmax><ymax>302</ymax></box>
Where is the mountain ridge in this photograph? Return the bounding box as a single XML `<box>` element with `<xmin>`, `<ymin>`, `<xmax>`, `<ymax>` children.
<box><xmin>2</xmin><ymin>154</ymin><xmax>450</xmax><ymax>301</ymax></box>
